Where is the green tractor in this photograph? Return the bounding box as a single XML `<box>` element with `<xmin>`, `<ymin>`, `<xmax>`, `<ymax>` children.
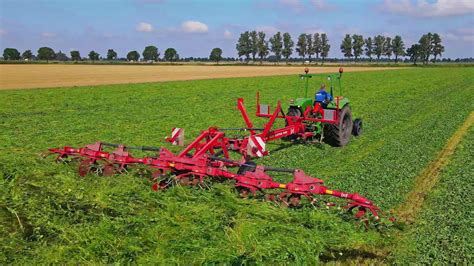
<box><xmin>286</xmin><ymin>67</ymin><xmax>362</xmax><ymax>146</ymax></box>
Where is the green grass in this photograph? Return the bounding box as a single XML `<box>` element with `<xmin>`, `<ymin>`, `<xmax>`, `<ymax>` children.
<box><xmin>391</xmin><ymin>127</ymin><xmax>473</xmax><ymax>264</ymax></box>
<box><xmin>0</xmin><ymin>68</ymin><xmax>473</xmax><ymax>263</ymax></box>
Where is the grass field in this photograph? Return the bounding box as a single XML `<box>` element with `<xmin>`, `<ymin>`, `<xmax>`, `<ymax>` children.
<box><xmin>0</xmin><ymin>67</ymin><xmax>473</xmax><ymax>263</ymax></box>
<box><xmin>0</xmin><ymin>64</ymin><xmax>398</xmax><ymax>90</ymax></box>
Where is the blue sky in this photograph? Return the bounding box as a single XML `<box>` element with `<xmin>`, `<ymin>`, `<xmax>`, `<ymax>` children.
<box><xmin>0</xmin><ymin>0</ymin><xmax>473</xmax><ymax>59</ymax></box>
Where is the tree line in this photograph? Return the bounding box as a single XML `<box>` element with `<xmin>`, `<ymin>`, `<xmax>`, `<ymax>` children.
<box><xmin>236</xmin><ymin>31</ymin><xmax>445</xmax><ymax>65</ymax></box>
<box><xmin>2</xmin><ymin>46</ymin><xmax>224</xmax><ymax>63</ymax></box>
<box><xmin>0</xmin><ymin>32</ymin><xmax>450</xmax><ymax>65</ymax></box>
<box><xmin>235</xmin><ymin>31</ymin><xmax>330</xmax><ymax>64</ymax></box>
<box><xmin>2</xmin><ymin>46</ymin><xmax>181</xmax><ymax>62</ymax></box>
<box><xmin>339</xmin><ymin>32</ymin><xmax>444</xmax><ymax>64</ymax></box>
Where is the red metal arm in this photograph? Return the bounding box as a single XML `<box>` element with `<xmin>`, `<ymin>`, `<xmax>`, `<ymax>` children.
<box><xmin>237</xmin><ymin>98</ymin><xmax>256</xmax><ymax>135</ymax></box>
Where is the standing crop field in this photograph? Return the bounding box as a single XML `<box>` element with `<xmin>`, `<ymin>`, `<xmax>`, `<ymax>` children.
<box><xmin>0</xmin><ymin>64</ymin><xmax>397</xmax><ymax>90</ymax></box>
<box><xmin>0</xmin><ymin>68</ymin><xmax>473</xmax><ymax>263</ymax></box>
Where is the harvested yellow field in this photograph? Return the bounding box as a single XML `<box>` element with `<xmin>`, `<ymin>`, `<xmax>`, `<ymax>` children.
<box><xmin>0</xmin><ymin>64</ymin><xmax>399</xmax><ymax>90</ymax></box>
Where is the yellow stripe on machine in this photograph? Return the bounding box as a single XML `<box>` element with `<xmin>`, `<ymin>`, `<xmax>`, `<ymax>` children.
<box><xmin>326</xmin><ymin>189</ymin><xmax>333</xmax><ymax>195</ymax></box>
<box><xmin>279</xmin><ymin>184</ymin><xmax>286</xmax><ymax>189</ymax></box>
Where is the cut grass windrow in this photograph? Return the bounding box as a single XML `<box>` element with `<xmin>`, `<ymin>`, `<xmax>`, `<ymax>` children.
<box><xmin>395</xmin><ymin>111</ymin><xmax>474</xmax><ymax>223</ymax></box>
<box><xmin>351</xmin><ymin>111</ymin><xmax>474</xmax><ymax>264</ymax></box>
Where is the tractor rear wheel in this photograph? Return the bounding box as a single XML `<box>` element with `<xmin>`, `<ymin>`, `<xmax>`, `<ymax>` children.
<box><xmin>324</xmin><ymin>105</ymin><xmax>353</xmax><ymax>147</ymax></box>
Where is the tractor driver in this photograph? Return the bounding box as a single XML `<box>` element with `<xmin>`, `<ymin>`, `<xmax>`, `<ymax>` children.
<box><xmin>314</xmin><ymin>83</ymin><xmax>333</xmax><ymax>108</ymax></box>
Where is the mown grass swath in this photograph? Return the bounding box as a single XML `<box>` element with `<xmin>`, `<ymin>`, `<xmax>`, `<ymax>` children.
<box><xmin>0</xmin><ymin>67</ymin><xmax>473</xmax><ymax>263</ymax></box>
<box><xmin>391</xmin><ymin>127</ymin><xmax>473</xmax><ymax>264</ymax></box>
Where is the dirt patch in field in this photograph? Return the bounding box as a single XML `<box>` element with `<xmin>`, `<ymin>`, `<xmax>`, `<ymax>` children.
<box><xmin>0</xmin><ymin>64</ymin><xmax>400</xmax><ymax>90</ymax></box>
<box><xmin>395</xmin><ymin>111</ymin><xmax>474</xmax><ymax>223</ymax></box>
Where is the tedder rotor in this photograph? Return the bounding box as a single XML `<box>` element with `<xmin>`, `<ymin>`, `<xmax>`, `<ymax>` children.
<box><xmin>48</xmin><ymin>138</ymin><xmax>380</xmax><ymax>221</ymax></box>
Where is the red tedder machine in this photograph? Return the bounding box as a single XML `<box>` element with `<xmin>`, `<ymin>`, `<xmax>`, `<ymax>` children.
<box><xmin>48</xmin><ymin>138</ymin><xmax>379</xmax><ymax>221</ymax></box>
<box><xmin>47</xmin><ymin>68</ymin><xmax>383</xmax><ymax>223</ymax></box>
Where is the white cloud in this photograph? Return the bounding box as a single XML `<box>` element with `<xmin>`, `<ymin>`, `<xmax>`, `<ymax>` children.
<box><xmin>380</xmin><ymin>0</ymin><xmax>474</xmax><ymax>17</ymax></box>
<box><xmin>224</xmin><ymin>29</ymin><xmax>232</xmax><ymax>39</ymax></box>
<box><xmin>181</xmin><ymin>20</ymin><xmax>208</xmax><ymax>33</ymax></box>
<box><xmin>0</xmin><ymin>29</ymin><xmax>7</xmax><ymax>36</ymax></box>
<box><xmin>136</xmin><ymin>22</ymin><xmax>154</xmax><ymax>32</ymax></box>
<box><xmin>256</xmin><ymin>26</ymin><xmax>278</xmax><ymax>35</ymax></box>
<box><xmin>442</xmin><ymin>28</ymin><xmax>474</xmax><ymax>43</ymax></box>
<box><xmin>310</xmin><ymin>0</ymin><xmax>336</xmax><ymax>11</ymax></box>
<box><xmin>41</xmin><ymin>32</ymin><xmax>57</xmax><ymax>38</ymax></box>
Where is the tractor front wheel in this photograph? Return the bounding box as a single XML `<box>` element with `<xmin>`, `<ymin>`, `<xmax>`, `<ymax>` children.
<box><xmin>324</xmin><ymin>105</ymin><xmax>353</xmax><ymax>147</ymax></box>
<box><xmin>285</xmin><ymin>108</ymin><xmax>302</xmax><ymax>140</ymax></box>
<box><xmin>286</xmin><ymin>108</ymin><xmax>302</xmax><ymax>122</ymax></box>
<box><xmin>352</xmin><ymin>118</ymin><xmax>363</xmax><ymax>136</ymax></box>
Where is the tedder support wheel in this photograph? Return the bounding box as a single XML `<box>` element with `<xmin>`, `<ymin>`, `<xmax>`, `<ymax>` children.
<box><xmin>324</xmin><ymin>105</ymin><xmax>353</xmax><ymax>147</ymax></box>
<box><xmin>352</xmin><ymin>118</ymin><xmax>363</xmax><ymax>136</ymax></box>
<box><xmin>237</xmin><ymin>161</ymin><xmax>256</xmax><ymax>175</ymax></box>
<box><xmin>236</xmin><ymin>161</ymin><xmax>256</xmax><ymax>197</ymax></box>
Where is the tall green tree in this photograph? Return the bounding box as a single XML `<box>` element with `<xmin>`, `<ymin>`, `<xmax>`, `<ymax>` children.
<box><xmin>88</xmin><ymin>50</ymin><xmax>100</xmax><ymax>61</ymax></box>
<box><xmin>70</xmin><ymin>50</ymin><xmax>81</xmax><ymax>61</ymax></box>
<box><xmin>391</xmin><ymin>35</ymin><xmax>405</xmax><ymax>63</ymax></box>
<box><xmin>164</xmin><ymin>48</ymin><xmax>179</xmax><ymax>62</ymax></box>
<box><xmin>21</xmin><ymin>50</ymin><xmax>33</xmax><ymax>60</ymax></box>
<box><xmin>406</xmin><ymin>44</ymin><xmax>421</xmax><ymax>65</ymax></box>
<box><xmin>236</xmin><ymin>31</ymin><xmax>252</xmax><ymax>61</ymax></box>
<box><xmin>127</xmin><ymin>51</ymin><xmax>140</xmax><ymax>61</ymax></box>
<box><xmin>340</xmin><ymin>34</ymin><xmax>352</xmax><ymax>59</ymax></box>
<box><xmin>364</xmin><ymin>37</ymin><xmax>373</xmax><ymax>61</ymax></box>
<box><xmin>384</xmin><ymin>37</ymin><xmax>392</xmax><ymax>60</ymax></box>
<box><xmin>352</xmin><ymin>34</ymin><xmax>364</xmax><ymax>62</ymax></box>
<box><xmin>269</xmin><ymin>32</ymin><xmax>283</xmax><ymax>62</ymax></box>
<box><xmin>432</xmin><ymin>33</ymin><xmax>444</xmax><ymax>62</ymax></box>
<box><xmin>209</xmin><ymin>47</ymin><xmax>222</xmax><ymax>64</ymax></box>
<box><xmin>142</xmin><ymin>45</ymin><xmax>159</xmax><ymax>61</ymax></box>
<box><xmin>418</xmin><ymin>33</ymin><xmax>433</xmax><ymax>64</ymax></box>
<box><xmin>320</xmin><ymin>33</ymin><xmax>330</xmax><ymax>64</ymax></box>
<box><xmin>107</xmin><ymin>49</ymin><xmax>117</xmax><ymax>60</ymax></box>
<box><xmin>282</xmin><ymin>32</ymin><xmax>294</xmax><ymax>64</ymax></box>
<box><xmin>3</xmin><ymin>48</ymin><xmax>20</xmax><ymax>60</ymax></box>
<box><xmin>306</xmin><ymin>34</ymin><xmax>314</xmax><ymax>61</ymax></box>
<box><xmin>250</xmin><ymin>30</ymin><xmax>258</xmax><ymax>61</ymax></box>
<box><xmin>56</xmin><ymin>50</ymin><xmax>69</xmax><ymax>61</ymax></box>
<box><xmin>296</xmin><ymin>33</ymin><xmax>307</xmax><ymax>60</ymax></box>
<box><xmin>313</xmin><ymin>33</ymin><xmax>322</xmax><ymax>62</ymax></box>
<box><xmin>373</xmin><ymin>35</ymin><xmax>385</xmax><ymax>62</ymax></box>
<box><xmin>37</xmin><ymin>47</ymin><xmax>55</xmax><ymax>62</ymax></box>
<box><xmin>257</xmin><ymin>31</ymin><xmax>269</xmax><ymax>63</ymax></box>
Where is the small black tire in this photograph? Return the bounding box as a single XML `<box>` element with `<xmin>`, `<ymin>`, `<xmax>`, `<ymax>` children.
<box><xmin>237</xmin><ymin>161</ymin><xmax>256</xmax><ymax>175</ymax></box>
<box><xmin>352</xmin><ymin>118</ymin><xmax>363</xmax><ymax>136</ymax></box>
<box><xmin>324</xmin><ymin>105</ymin><xmax>353</xmax><ymax>147</ymax></box>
